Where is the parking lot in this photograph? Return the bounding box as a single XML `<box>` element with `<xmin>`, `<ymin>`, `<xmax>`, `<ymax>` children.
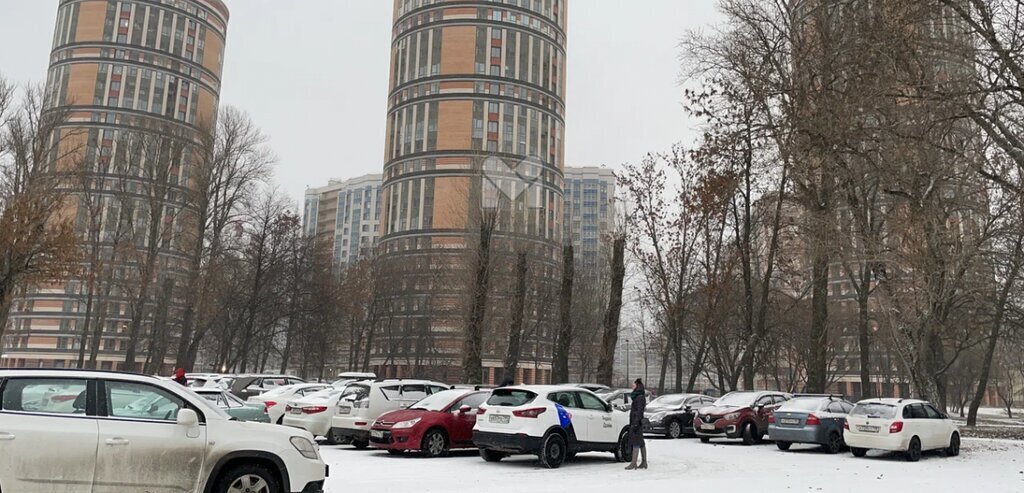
<box><xmin>321</xmin><ymin>437</ymin><xmax>1024</xmax><ymax>492</ymax></box>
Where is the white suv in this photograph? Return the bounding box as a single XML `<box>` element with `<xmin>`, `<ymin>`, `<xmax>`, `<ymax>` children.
<box><xmin>844</xmin><ymin>398</ymin><xmax>961</xmax><ymax>462</ymax></box>
<box><xmin>0</xmin><ymin>369</ymin><xmax>327</xmax><ymax>493</ymax></box>
<box><xmin>473</xmin><ymin>385</ymin><xmax>632</xmax><ymax>468</ymax></box>
<box><xmin>330</xmin><ymin>379</ymin><xmax>449</xmax><ymax>449</ymax></box>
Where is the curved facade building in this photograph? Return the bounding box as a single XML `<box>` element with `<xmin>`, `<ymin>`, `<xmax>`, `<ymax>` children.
<box><xmin>1</xmin><ymin>0</ymin><xmax>229</xmax><ymax>371</ymax></box>
<box><xmin>372</xmin><ymin>0</ymin><xmax>567</xmax><ymax>383</ymax></box>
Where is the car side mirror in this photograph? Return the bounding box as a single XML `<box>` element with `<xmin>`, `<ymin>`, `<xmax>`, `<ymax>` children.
<box><xmin>177</xmin><ymin>408</ymin><xmax>199</xmax><ymax>427</ymax></box>
<box><xmin>459</xmin><ymin>405</ymin><xmax>472</xmax><ymax>414</ymax></box>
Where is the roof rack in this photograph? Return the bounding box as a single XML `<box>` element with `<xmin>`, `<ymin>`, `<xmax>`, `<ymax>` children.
<box><xmin>793</xmin><ymin>393</ymin><xmax>845</xmax><ymax>400</ymax></box>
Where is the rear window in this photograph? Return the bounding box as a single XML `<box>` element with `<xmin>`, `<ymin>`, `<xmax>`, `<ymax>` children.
<box><xmin>486</xmin><ymin>389</ymin><xmax>537</xmax><ymax>407</ymax></box>
<box><xmin>779</xmin><ymin>398</ymin><xmax>824</xmax><ymax>412</ymax></box>
<box><xmin>851</xmin><ymin>402</ymin><xmax>897</xmax><ymax>419</ymax></box>
<box><xmin>342</xmin><ymin>384</ymin><xmax>369</xmax><ymax>401</ymax></box>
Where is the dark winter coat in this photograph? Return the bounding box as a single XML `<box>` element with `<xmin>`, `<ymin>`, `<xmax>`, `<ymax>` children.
<box><xmin>628</xmin><ymin>385</ymin><xmax>647</xmax><ymax>447</ymax></box>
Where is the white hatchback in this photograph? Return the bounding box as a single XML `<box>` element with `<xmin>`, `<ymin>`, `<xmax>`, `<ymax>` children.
<box><xmin>0</xmin><ymin>369</ymin><xmax>327</xmax><ymax>493</ymax></box>
<box><xmin>844</xmin><ymin>398</ymin><xmax>961</xmax><ymax>461</ymax></box>
<box><xmin>330</xmin><ymin>379</ymin><xmax>450</xmax><ymax>449</ymax></box>
<box><xmin>473</xmin><ymin>385</ymin><xmax>632</xmax><ymax>468</ymax></box>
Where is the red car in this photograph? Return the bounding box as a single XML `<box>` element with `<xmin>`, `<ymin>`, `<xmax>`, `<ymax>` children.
<box><xmin>369</xmin><ymin>388</ymin><xmax>489</xmax><ymax>457</ymax></box>
<box><xmin>694</xmin><ymin>391</ymin><xmax>790</xmax><ymax>445</ymax></box>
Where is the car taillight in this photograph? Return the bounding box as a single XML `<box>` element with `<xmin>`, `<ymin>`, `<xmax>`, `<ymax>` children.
<box><xmin>303</xmin><ymin>406</ymin><xmax>328</xmax><ymax>414</ymax></box>
<box><xmin>768</xmin><ymin>414</ymin><xmax>775</xmax><ymax>424</ymax></box>
<box><xmin>889</xmin><ymin>421</ymin><xmax>903</xmax><ymax>433</ymax></box>
<box><xmin>513</xmin><ymin>408</ymin><xmax>546</xmax><ymax>418</ymax></box>
<box><xmin>264</xmin><ymin>401</ymin><xmax>276</xmax><ymax>411</ymax></box>
<box><xmin>843</xmin><ymin>420</ymin><xmax>850</xmax><ymax>430</ymax></box>
<box><xmin>285</xmin><ymin>406</ymin><xmax>293</xmax><ymax>412</ymax></box>
<box><xmin>805</xmin><ymin>414</ymin><xmax>821</xmax><ymax>426</ymax></box>
<box><xmin>477</xmin><ymin>407</ymin><xmax>487</xmax><ymax>415</ymax></box>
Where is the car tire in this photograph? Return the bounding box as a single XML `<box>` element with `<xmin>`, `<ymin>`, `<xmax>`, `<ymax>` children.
<box><xmin>851</xmin><ymin>447</ymin><xmax>868</xmax><ymax>457</ymax></box>
<box><xmin>946</xmin><ymin>432</ymin><xmax>960</xmax><ymax>457</ymax></box>
<box><xmin>213</xmin><ymin>463</ymin><xmax>282</xmax><ymax>493</ymax></box>
<box><xmin>905</xmin><ymin>436</ymin><xmax>922</xmax><ymax>462</ymax></box>
<box><xmin>421</xmin><ymin>429</ymin><xmax>449</xmax><ymax>458</ymax></box>
<box><xmin>480</xmin><ymin>448</ymin><xmax>506</xmax><ymax>462</ymax></box>
<box><xmin>824</xmin><ymin>431</ymin><xmax>844</xmax><ymax>454</ymax></box>
<box><xmin>615</xmin><ymin>429</ymin><xmax>632</xmax><ymax>462</ymax></box>
<box><xmin>700</xmin><ymin>437</ymin><xmax>710</xmax><ymax>444</ymax></box>
<box><xmin>539</xmin><ymin>433</ymin><xmax>567</xmax><ymax>469</ymax></box>
<box><xmin>352</xmin><ymin>439</ymin><xmax>370</xmax><ymax>450</ymax></box>
<box><xmin>741</xmin><ymin>422</ymin><xmax>757</xmax><ymax>446</ymax></box>
<box><xmin>667</xmin><ymin>419</ymin><xmax>683</xmax><ymax>439</ymax></box>
<box><xmin>776</xmin><ymin>441</ymin><xmax>791</xmax><ymax>451</ymax></box>
<box><xmin>323</xmin><ymin>430</ymin><xmax>338</xmax><ymax>446</ymax></box>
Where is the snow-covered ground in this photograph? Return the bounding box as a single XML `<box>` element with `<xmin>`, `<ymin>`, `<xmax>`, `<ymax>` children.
<box><xmin>321</xmin><ymin>437</ymin><xmax>1024</xmax><ymax>492</ymax></box>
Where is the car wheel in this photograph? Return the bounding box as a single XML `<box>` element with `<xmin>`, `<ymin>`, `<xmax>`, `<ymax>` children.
<box><xmin>352</xmin><ymin>439</ymin><xmax>370</xmax><ymax>450</ymax></box>
<box><xmin>480</xmin><ymin>448</ymin><xmax>506</xmax><ymax>462</ymax></box>
<box><xmin>539</xmin><ymin>433</ymin><xmax>567</xmax><ymax>469</ymax></box>
<box><xmin>214</xmin><ymin>463</ymin><xmax>281</xmax><ymax>493</ymax></box>
<box><xmin>776</xmin><ymin>441</ymin><xmax>791</xmax><ymax>451</ymax></box>
<box><xmin>824</xmin><ymin>431</ymin><xmax>844</xmax><ymax>454</ymax></box>
<box><xmin>700</xmin><ymin>437</ymin><xmax>711</xmax><ymax>444</ymax></box>
<box><xmin>905</xmin><ymin>436</ymin><xmax>922</xmax><ymax>462</ymax></box>
<box><xmin>945</xmin><ymin>432</ymin><xmax>960</xmax><ymax>457</ymax></box>
<box><xmin>615</xmin><ymin>429</ymin><xmax>633</xmax><ymax>462</ymax></box>
<box><xmin>323</xmin><ymin>430</ymin><xmax>338</xmax><ymax>446</ymax></box>
<box><xmin>421</xmin><ymin>429</ymin><xmax>449</xmax><ymax>458</ymax></box>
<box><xmin>850</xmin><ymin>447</ymin><xmax>867</xmax><ymax>457</ymax></box>
<box><xmin>741</xmin><ymin>422</ymin><xmax>758</xmax><ymax>446</ymax></box>
<box><xmin>667</xmin><ymin>419</ymin><xmax>683</xmax><ymax>439</ymax></box>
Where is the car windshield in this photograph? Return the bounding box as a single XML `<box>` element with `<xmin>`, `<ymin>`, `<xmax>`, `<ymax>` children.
<box><xmin>486</xmin><ymin>389</ymin><xmax>537</xmax><ymax>407</ymax></box>
<box><xmin>175</xmin><ymin>386</ymin><xmax>232</xmax><ymax>420</ymax></box>
<box><xmin>715</xmin><ymin>392</ymin><xmax>757</xmax><ymax>407</ymax></box>
<box><xmin>197</xmin><ymin>392</ymin><xmax>220</xmax><ymax>403</ymax></box>
<box><xmin>408</xmin><ymin>389</ymin><xmax>464</xmax><ymax>411</ymax></box>
<box><xmin>648</xmin><ymin>394</ymin><xmax>687</xmax><ymax>408</ymax></box>
<box><xmin>851</xmin><ymin>402</ymin><xmax>897</xmax><ymax>419</ymax></box>
<box><xmin>779</xmin><ymin>397</ymin><xmax>824</xmax><ymax>412</ymax></box>
<box><xmin>341</xmin><ymin>384</ymin><xmax>370</xmax><ymax>401</ymax></box>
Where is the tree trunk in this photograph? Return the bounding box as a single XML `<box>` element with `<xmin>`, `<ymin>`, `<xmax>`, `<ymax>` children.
<box><xmin>806</xmin><ymin>237</ymin><xmax>830</xmax><ymax>393</ymax></box>
<box><xmin>597</xmin><ymin>235</ymin><xmax>626</xmax><ymax>386</ymax></box>
<box><xmin>144</xmin><ymin>278</ymin><xmax>175</xmax><ymax>374</ymax></box>
<box><xmin>686</xmin><ymin>333</ymin><xmax>710</xmax><ymax>393</ymax></box>
<box><xmin>552</xmin><ymin>245</ymin><xmax>574</xmax><ymax>383</ymax></box>
<box><xmin>463</xmin><ymin>218</ymin><xmax>494</xmax><ymax>385</ymax></box>
<box><xmin>857</xmin><ymin>283</ymin><xmax>872</xmax><ymax>399</ymax></box>
<box><xmin>502</xmin><ymin>252</ymin><xmax>529</xmax><ymax>383</ymax></box>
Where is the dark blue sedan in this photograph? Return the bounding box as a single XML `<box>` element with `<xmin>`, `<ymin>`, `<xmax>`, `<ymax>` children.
<box><xmin>768</xmin><ymin>395</ymin><xmax>854</xmax><ymax>454</ymax></box>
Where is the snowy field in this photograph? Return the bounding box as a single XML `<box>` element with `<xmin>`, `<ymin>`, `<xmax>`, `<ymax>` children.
<box><xmin>321</xmin><ymin>437</ymin><xmax>1024</xmax><ymax>493</ymax></box>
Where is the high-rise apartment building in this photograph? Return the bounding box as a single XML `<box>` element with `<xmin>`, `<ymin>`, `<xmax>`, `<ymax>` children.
<box><xmin>303</xmin><ymin>174</ymin><xmax>384</xmax><ymax>267</ymax></box>
<box><xmin>372</xmin><ymin>0</ymin><xmax>568</xmax><ymax>383</ymax></box>
<box><xmin>1</xmin><ymin>0</ymin><xmax>229</xmax><ymax>371</ymax></box>
<box><xmin>562</xmin><ymin>166</ymin><xmax>614</xmax><ymax>272</ymax></box>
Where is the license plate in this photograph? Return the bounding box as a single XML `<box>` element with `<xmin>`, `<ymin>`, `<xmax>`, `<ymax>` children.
<box><xmin>370</xmin><ymin>430</ymin><xmax>384</xmax><ymax>439</ymax></box>
<box><xmin>780</xmin><ymin>418</ymin><xmax>800</xmax><ymax>425</ymax></box>
<box><xmin>489</xmin><ymin>414</ymin><xmax>510</xmax><ymax>424</ymax></box>
<box><xmin>701</xmin><ymin>423</ymin><xmax>715</xmax><ymax>431</ymax></box>
<box><xmin>290</xmin><ymin>408</ymin><xmax>302</xmax><ymax>414</ymax></box>
<box><xmin>857</xmin><ymin>425</ymin><xmax>880</xmax><ymax>433</ymax></box>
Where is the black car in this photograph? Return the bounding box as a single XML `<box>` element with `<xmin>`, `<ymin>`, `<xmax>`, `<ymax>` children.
<box><xmin>643</xmin><ymin>393</ymin><xmax>717</xmax><ymax>438</ymax></box>
<box><xmin>767</xmin><ymin>394</ymin><xmax>854</xmax><ymax>453</ymax></box>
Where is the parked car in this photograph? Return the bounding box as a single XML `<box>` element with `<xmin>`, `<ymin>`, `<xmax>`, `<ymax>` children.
<box><xmin>643</xmin><ymin>393</ymin><xmax>717</xmax><ymax>438</ymax></box>
<box><xmin>694</xmin><ymin>390</ymin><xmax>791</xmax><ymax>445</ymax></box>
<box><xmin>186</xmin><ymin>374</ymin><xmax>231</xmax><ymax>390</ymax></box>
<box><xmin>567</xmin><ymin>383</ymin><xmax>611</xmax><ymax>393</ymax></box>
<box><xmin>0</xmin><ymin>369</ymin><xmax>327</xmax><ymax>492</ymax></box>
<box><xmin>283</xmin><ymin>386</ymin><xmax>357</xmax><ymax>443</ymax></box>
<box><xmin>473</xmin><ymin>385</ymin><xmax>632</xmax><ymax>469</ymax></box>
<box><xmin>597</xmin><ymin>388</ymin><xmax>655</xmax><ymax>411</ymax></box>
<box><xmin>768</xmin><ymin>395</ymin><xmax>854</xmax><ymax>453</ymax></box>
<box><xmin>330</xmin><ymin>372</ymin><xmax>376</xmax><ymax>387</ymax></box>
<box><xmin>844</xmin><ymin>398</ymin><xmax>960</xmax><ymax>462</ymax></box>
<box><xmin>331</xmin><ymin>379</ymin><xmax>450</xmax><ymax>449</ymax></box>
<box><xmin>192</xmin><ymin>388</ymin><xmax>270</xmax><ymax>423</ymax></box>
<box><xmin>247</xmin><ymin>383</ymin><xmax>331</xmax><ymax>424</ymax></box>
<box><xmin>369</xmin><ymin>389</ymin><xmax>490</xmax><ymax>457</ymax></box>
<box><xmin>230</xmin><ymin>374</ymin><xmax>307</xmax><ymax>400</ymax></box>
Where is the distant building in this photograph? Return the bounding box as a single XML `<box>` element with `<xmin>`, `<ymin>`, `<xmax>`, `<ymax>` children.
<box><xmin>303</xmin><ymin>174</ymin><xmax>384</xmax><ymax>267</ymax></box>
<box><xmin>562</xmin><ymin>166</ymin><xmax>615</xmax><ymax>273</ymax></box>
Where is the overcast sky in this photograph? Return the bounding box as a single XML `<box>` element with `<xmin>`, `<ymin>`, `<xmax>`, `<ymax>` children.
<box><xmin>0</xmin><ymin>0</ymin><xmax>722</xmax><ymax>205</ymax></box>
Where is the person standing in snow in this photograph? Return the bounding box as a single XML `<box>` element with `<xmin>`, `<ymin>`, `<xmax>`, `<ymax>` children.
<box><xmin>625</xmin><ymin>378</ymin><xmax>648</xmax><ymax>470</ymax></box>
<box><xmin>171</xmin><ymin>368</ymin><xmax>187</xmax><ymax>386</ymax></box>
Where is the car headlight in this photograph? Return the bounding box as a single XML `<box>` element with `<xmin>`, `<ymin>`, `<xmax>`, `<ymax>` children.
<box><xmin>393</xmin><ymin>417</ymin><xmax>421</xmax><ymax>429</ymax></box>
<box><xmin>724</xmin><ymin>412</ymin><xmax>741</xmax><ymax>421</ymax></box>
<box><xmin>650</xmin><ymin>412</ymin><xmax>666</xmax><ymax>422</ymax></box>
<box><xmin>290</xmin><ymin>437</ymin><xmax>320</xmax><ymax>461</ymax></box>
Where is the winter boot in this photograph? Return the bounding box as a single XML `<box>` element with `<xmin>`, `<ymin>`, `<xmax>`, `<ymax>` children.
<box><xmin>625</xmin><ymin>448</ymin><xmax>640</xmax><ymax>470</ymax></box>
<box><xmin>639</xmin><ymin>446</ymin><xmax>648</xmax><ymax>469</ymax></box>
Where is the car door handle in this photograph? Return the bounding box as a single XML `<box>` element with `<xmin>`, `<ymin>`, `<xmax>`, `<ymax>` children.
<box><xmin>105</xmin><ymin>437</ymin><xmax>130</xmax><ymax>446</ymax></box>
<box><xmin>0</xmin><ymin>432</ymin><xmax>14</xmax><ymax>441</ymax></box>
